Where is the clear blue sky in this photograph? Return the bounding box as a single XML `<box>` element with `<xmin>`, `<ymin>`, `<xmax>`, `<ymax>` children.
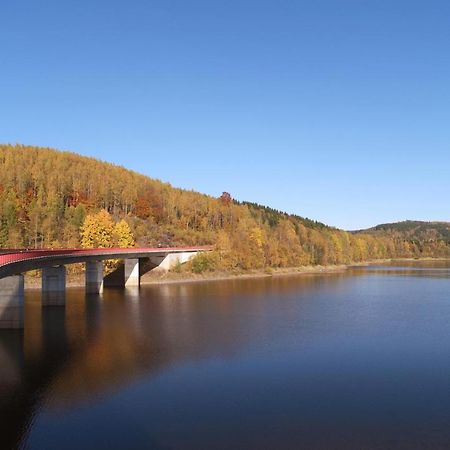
<box><xmin>1</xmin><ymin>0</ymin><xmax>449</xmax><ymax>230</ymax></box>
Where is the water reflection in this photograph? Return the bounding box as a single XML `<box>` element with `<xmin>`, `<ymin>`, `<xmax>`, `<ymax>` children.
<box><xmin>0</xmin><ymin>273</ymin><xmax>348</xmax><ymax>449</ymax></box>
<box><xmin>1</xmin><ymin>263</ymin><xmax>450</xmax><ymax>449</ymax></box>
<box><xmin>50</xmin><ymin>275</ymin><xmax>349</xmax><ymax>405</ymax></box>
<box><xmin>350</xmin><ymin>260</ymin><xmax>450</xmax><ymax>280</ymax></box>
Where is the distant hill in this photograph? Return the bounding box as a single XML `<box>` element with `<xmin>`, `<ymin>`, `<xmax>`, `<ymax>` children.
<box><xmin>0</xmin><ymin>144</ymin><xmax>449</xmax><ymax>271</ymax></box>
<box><xmin>356</xmin><ymin>221</ymin><xmax>450</xmax><ymax>243</ymax></box>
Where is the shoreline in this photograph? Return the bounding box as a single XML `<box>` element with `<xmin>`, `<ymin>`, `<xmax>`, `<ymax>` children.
<box><xmin>23</xmin><ymin>264</ymin><xmax>349</xmax><ymax>289</ymax></box>
<box><xmin>23</xmin><ymin>257</ymin><xmax>449</xmax><ymax>290</ymax></box>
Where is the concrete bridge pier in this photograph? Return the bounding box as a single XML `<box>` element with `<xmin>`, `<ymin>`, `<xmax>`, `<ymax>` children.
<box><xmin>85</xmin><ymin>261</ymin><xmax>104</xmax><ymax>294</ymax></box>
<box><xmin>0</xmin><ymin>275</ymin><xmax>24</xmax><ymax>329</ymax></box>
<box><xmin>124</xmin><ymin>259</ymin><xmax>140</xmax><ymax>287</ymax></box>
<box><xmin>42</xmin><ymin>266</ymin><xmax>66</xmax><ymax>306</ymax></box>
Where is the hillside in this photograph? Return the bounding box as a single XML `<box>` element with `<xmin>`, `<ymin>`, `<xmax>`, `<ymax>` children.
<box><xmin>0</xmin><ymin>144</ymin><xmax>449</xmax><ymax>271</ymax></box>
<box><xmin>358</xmin><ymin>221</ymin><xmax>450</xmax><ymax>242</ymax></box>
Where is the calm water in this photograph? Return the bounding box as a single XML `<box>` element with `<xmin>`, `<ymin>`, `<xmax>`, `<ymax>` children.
<box><xmin>2</xmin><ymin>261</ymin><xmax>450</xmax><ymax>449</ymax></box>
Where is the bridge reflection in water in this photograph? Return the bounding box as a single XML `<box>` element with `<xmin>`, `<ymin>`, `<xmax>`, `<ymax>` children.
<box><xmin>0</xmin><ymin>274</ymin><xmax>346</xmax><ymax>449</ymax></box>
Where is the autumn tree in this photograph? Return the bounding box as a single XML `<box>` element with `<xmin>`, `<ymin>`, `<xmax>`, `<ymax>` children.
<box><xmin>113</xmin><ymin>219</ymin><xmax>135</xmax><ymax>248</ymax></box>
<box><xmin>219</xmin><ymin>192</ymin><xmax>232</xmax><ymax>205</ymax></box>
<box><xmin>80</xmin><ymin>209</ymin><xmax>114</xmax><ymax>248</ymax></box>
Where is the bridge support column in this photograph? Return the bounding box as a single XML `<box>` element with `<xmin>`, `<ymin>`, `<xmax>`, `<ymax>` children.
<box><xmin>124</xmin><ymin>259</ymin><xmax>140</xmax><ymax>287</ymax></box>
<box><xmin>85</xmin><ymin>261</ymin><xmax>103</xmax><ymax>294</ymax></box>
<box><xmin>42</xmin><ymin>266</ymin><xmax>66</xmax><ymax>306</ymax></box>
<box><xmin>0</xmin><ymin>275</ymin><xmax>24</xmax><ymax>329</ymax></box>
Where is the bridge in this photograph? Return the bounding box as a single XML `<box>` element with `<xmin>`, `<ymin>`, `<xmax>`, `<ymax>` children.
<box><xmin>0</xmin><ymin>246</ymin><xmax>210</xmax><ymax>329</ymax></box>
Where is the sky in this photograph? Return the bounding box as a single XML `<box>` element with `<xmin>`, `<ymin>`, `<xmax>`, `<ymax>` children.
<box><xmin>1</xmin><ymin>0</ymin><xmax>449</xmax><ymax>230</ymax></box>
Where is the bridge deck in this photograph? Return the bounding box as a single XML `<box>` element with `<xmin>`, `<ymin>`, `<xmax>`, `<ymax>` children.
<box><xmin>0</xmin><ymin>247</ymin><xmax>211</xmax><ymax>278</ymax></box>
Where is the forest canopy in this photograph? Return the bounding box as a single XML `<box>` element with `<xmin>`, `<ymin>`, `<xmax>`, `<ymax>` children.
<box><xmin>1</xmin><ymin>144</ymin><xmax>449</xmax><ymax>271</ymax></box>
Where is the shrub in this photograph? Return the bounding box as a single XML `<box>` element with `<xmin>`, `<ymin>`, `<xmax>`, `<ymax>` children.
<box><xmin>191</xmin><ymin>252</ymin><xmax>219</xmax><ymax>273</ymax></box>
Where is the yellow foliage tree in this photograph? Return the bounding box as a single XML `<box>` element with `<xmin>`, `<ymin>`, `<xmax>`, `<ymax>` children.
<box><xmin>249</xmin><ymin>227</ymin><xmax>265</xmax><ymax>249</ymax></box>
<box><xmin>80</xmin><ymin>209</ymin><xmax>114</xmax><ymax>248</ymax></box>
<box><xmin>113</xmin><ymin>219</ymin><xmax>135</xmax><ymax>248</ymax></box>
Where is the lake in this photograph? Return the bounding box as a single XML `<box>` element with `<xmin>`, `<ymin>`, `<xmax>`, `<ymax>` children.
<box><xmin>1</xmin><ymin>261</ymin><xmax>450</xmax><ymax>449</ymax></box>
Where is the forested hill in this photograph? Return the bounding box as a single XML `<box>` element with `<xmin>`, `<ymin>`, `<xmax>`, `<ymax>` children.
<box><xmin>240</xmin><ymin>201</ymin><xmax>330</xmax><ymax>230</ymax></box>
<box><xmin>0</xmin><ymin>144</ymin><xmax>449</xmax><ymax>271</ymax></box>
<box><xmin>356</xmin><ymin>221</ymin><xmax>450</xmax><ymax>243</ymax></box>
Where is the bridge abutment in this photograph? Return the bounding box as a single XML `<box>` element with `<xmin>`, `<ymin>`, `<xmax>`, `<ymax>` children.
<box><xmin>42</xmin><ymin>266</ymin><xmax>66</xmax><ymax>306</ymax></box>
<box><xmin>0</xmin><ymin>275</ymin><xmax>24</xmax><ymax>329</ymax></box>
<box><xmin>154</xmin><ymin>252</ymin><xmax>197</xmax><ymax>271</ymax></box>
<box><xmin>86</xmin><ymin>261</ymin><xmax>104</xmax><ymax>294</ymax></box>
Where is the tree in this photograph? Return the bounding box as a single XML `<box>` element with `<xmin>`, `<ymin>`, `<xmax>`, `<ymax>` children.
<box><xmin>113</xmin><ymin>219</ymin><xmax>135</xmax><ymax>248</ymax></box>
<box><xmin>219</xmin><ymin>192</ymin><xmax>232</xmax><ymax>205</ymax></box>
<box><xmin>80</xmin><ymin>209</ymin><xmax>114</xmax><ymax>248</ymax></box>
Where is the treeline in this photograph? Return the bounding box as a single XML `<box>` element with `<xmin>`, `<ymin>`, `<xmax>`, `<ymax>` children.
<box><xmin>1</xmin><ymin>144</ymin><xmax>449</xmax><ymax>272</ymax></box>
<box><xmin>361</xmin><ymin>220</ymin><xmax>450</xmax><ymax>243</ymax></box>
<box><xmin>240</xmin><ymin>201</ymin><xmax>330</xmax><ymax>230</ymax></box>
